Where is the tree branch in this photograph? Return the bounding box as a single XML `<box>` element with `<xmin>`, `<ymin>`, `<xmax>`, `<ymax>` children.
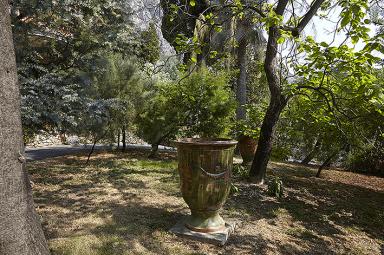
<box><xmin>296</xmin><ymin>0</ymin><xmax>326</xmax><ymax>35</ymax></box>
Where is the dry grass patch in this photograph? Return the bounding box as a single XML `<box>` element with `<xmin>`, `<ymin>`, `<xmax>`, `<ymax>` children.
<box><xmin>28</xmin><ymin>151</ymin><xmax>384</xmax><ymax>255</ymax></box>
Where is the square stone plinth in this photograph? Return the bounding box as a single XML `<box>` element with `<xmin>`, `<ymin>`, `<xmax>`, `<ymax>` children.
<box><xmin>169</xmin><ymin>217</ymin><xmax>238</xmax><ymax>245</ymax></box>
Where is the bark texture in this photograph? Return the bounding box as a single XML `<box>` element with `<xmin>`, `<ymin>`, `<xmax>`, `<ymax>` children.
<box><xmin>316</xmin><ymin>153</ymin><xmax>336</xmax><ymax>178</ymax></box>
<box><xmin>122</xmin><ymin>126</ymin><xmax>126</xmax><ymax>152</ymax></box>
<box><xmin>149</xmin><ymin>144</ymin><xmax>159</xmax><ymax>158</ymax></box>
<box><xmin>0</xmin><ymin>2</ymin><xmax>50</xmax><ymax>254</ymax></box>
<box><xmin>117</xmin><ymin>131</ymin><xmax>120</xmax><ymax>149</ymax></box>
<box><xmin>249</xmin><ymin>97</ymin><xmax>286</xmax><ymax>183</ymax></box>
<box><xmin>301</xmin><ymin>140</ymin><xmax>321</xmax><ymax>165</ymax></box>
<box><xmin>236</xmin><ymin>37</ymin><xmax>248</xmax><ymax>120</ymax></box>
<box><xmin>316</xmin><ymin>144</ymin><xmax>347</xmax><ymax>177</ymax></box>
<box><xmin>249</xmin><ymin>0</ymin><xmax>289</xmax><ymax>184</ymax></box>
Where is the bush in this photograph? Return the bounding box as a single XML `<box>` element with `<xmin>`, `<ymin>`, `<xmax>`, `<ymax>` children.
<box><xmin>347</xmin><ymin>144</ymin><xmax>384</xmax><ymax>176</ymax></box>
<box><xmin>270</xmin><ymin>145</ymin><xmax>291</xmax><ymax>161</ymax></box>
<box><xmin>136</xmin><ymin>68</ymin><xmax>236</xmax><ymax>146</ymax></box>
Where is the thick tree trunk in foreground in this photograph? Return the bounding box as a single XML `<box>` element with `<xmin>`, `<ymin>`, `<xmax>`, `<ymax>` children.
<box><xmin>236</xmin><ymin>37</ymin><xmax>248</xmax><ymax>120</ymax></box>
<box><xmin>0</xmin><ymin>2</ymin><xmax>50</xmax><ymax>254</ymax></box>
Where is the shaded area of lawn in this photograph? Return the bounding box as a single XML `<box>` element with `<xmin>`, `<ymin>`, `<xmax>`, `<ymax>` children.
<box><xmin>226</xmin><ymin>162</ymin><xmax>384</xmax><ymax>254</ymax></box>
<box><xmin>28</xmin><ymin>151</ymin><xmax>384</xmax><ymax>255</ymax></box>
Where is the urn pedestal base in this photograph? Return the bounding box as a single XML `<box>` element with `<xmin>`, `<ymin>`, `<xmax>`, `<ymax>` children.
<box><xmin>185</xmin><ymin>212</ymin><xmax>225</xmax><ymax>233</ymax></box>
<box><xmin>170</xmin><ymin>216</ymin><xmax>238</xmax><ymax>245</ymax></box>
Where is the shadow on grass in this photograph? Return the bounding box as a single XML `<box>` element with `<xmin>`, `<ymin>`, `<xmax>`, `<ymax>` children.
<box><xmin>90</xmin><ymin>201</ymin><xmax>185</xmax><ymax>255</ymax></box>
<box><xmin>29</xmin><ymin>151</ymin><xmax>384</xmax><ymax>255</ymax></box>
<box><xmin>29</xmin><ymin>150</ymin><xmax>192</xmax><ymax>255</ymax></box>
<box><xmin>227</xmin><ymin>163</ymin><xmax>384</xmax><ymax>254</ymax></box>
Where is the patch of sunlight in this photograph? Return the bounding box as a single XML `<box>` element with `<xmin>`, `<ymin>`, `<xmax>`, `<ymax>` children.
<box><xmin>285</xmin><ymin>226</ymin><xmax>317</xmax><ymax>239</ymax></box>
<box><xmin>72</xmin><ymin>214</ymin><xmax>107</xmax><ymax>229</ymax></box>
<box><xmin>271</xmin><ymin>207</ymin><xmax>289</xmax><ymax>218</ymax></box>
<box><xmin>50</xmin><ymin>235</ymin><xmax>130</xmax><ymax>255</ymax></box>
<box><xmin>128</xmin><ymin>159</ymin><xmax>177</xmax><ymax>171</ymax></box>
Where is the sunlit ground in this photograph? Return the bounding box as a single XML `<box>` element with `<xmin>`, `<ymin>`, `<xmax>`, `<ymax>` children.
<box><xmin>28</xmin><ymin>150</ymin><xmax>384</xmax><ymax>255</ymax></box>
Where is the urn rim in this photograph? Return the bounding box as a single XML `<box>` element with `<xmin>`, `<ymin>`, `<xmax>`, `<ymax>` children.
<box><xmin>173</xmin><ymin>138</ymin><xmax>237</xmax><ymax>148</ymax></box>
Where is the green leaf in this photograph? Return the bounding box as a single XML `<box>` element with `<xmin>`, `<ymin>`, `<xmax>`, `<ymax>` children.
<box><xmin>189</xmin><ymin>0</ymin><xmax>196</xmax><ymax>7</ymax></box>
<box><xmin>214</xmin><ymin>26</ymin><xmax>223</xmax><ymax>33</ymax></box>
<box><xmin>351</xmin><ymin>35</ymin><xmax>359</xmax><ymax>44</ymax></box>
<box><xmin>209</xmin><ymin>51</ymin><xmax>218</xmax><ymax>58</ymax></box>
<box><xmin>277</xmin><ymin>37</ymin><xmax>285</xmax><ymax>44</ymax></box>
<box><xmin>190</xmin><ymin>56</ymin><xmax>197</xmax><ymax>63</ymax></box>
<box><xmin>341</xmin><ymin>16</ymin><xmax>349</xmax><ymax>28</ymax></box>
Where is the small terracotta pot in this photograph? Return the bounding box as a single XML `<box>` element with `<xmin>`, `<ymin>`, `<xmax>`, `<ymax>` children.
<box><xmin>238</xmin><ymin>135</ymin><xmax>258</xmax><ymax>165</ymax></box>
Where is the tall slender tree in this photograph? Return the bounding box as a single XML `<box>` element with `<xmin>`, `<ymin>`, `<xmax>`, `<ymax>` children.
<box><xmin>0</xmin><ymin>1</ymin><xmax>49</xmax><ymax>254</ymax></box>
<box><xmin>249</xmin><ymin>0</ymin><xmax>327</xmax><ymax>183</ymax></box>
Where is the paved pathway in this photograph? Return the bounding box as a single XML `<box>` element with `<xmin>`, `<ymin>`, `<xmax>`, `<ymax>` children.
<box><xmin>25</xmin><ymin>144</ymin><xmax>175</xmax><ymax>161</ymax></box>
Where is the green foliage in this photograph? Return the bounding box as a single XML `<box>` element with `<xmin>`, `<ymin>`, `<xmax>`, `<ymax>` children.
<box><xmin>137</xmin><ymin>68</ymin><xmax>236</xmax><ymax>145</ymax></box>
<box><xmin>347</xmin><ymin>143</ymin><xmax>384</xmax><ymax>176</ymax></box>
<box><xmin>19</xmin><ymin>67</ymin><xmax>86</xmax><ymax>136</ymax></box>
<box><xmin>76</xmin><ymin>99</ymin><xmax>116</xmax><ymax>141</ymax></box>
<box><xmin>12</xmin><ymin>0</ymin><xmax>160</xmax><ymax>141</ymax></box>
<box><xmin>12</xmin><ymin>0</ymin><xmax>138</xmax><ymax>70</ymax></box>
<box><xmin>160</xmin><ymin>0</ymin><xmax>208</xmax><ymax>56</ymax></box>
<box><xmin>279</xmin><ymin>24</ymin><xmax>384</xmax><ymax>167</ymax></box>
<box><xmin>77</xmin><ymin>53</ymin><xmax>144</xmax><ymax>143</ymax></box>
<box><xmin>277</xmin><ymin>59</ymin><xmax>384</xmax><ymax>166</ymax></box>
<box><xmin>267</xmin><ymin>176</ymin><xmax>284</xmax><ymax>198</ymax></box>
<box><xmin>233</xmin><ymin>105</ymin><xmax>264</xmax><ymax>139</ymax></box>
<box><xmin>232</xmin><ymin>164</ymin><xmax>248</xmax><ymax>178</ymax></box>
<box><xmin>230</xmin><ymin>183</ymin><xmax>240</xmax><ymax>195</ymax></box>
<box><xmin>339</xmin><ymin>0</ymin><xmax>371</xmax><ymax>44</ymax></box>
<box><xmin>270</xmin><ymin>145</ymin><xmax>291</xmax><ymax>162</ymax></box>
<box><xmin>139</xmin><ymin>23</ymin><xmax>161</xmax><ymax>64</ymax></box>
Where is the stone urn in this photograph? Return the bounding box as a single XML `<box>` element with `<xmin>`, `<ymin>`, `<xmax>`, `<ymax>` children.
<box><xmin>238</xmin><ymin>135</ymin><xmax>258</xmax><ymax>165</ymax></box>
<box><xmin>174</xmin><ymin>138</ymin><xmax>237</xmax><ymax>233</ymax></box>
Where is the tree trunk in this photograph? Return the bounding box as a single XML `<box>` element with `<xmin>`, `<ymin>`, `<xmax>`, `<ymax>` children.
<box><xmin>59</xmin><ymin>132</ymin><xmax>67</xmax><ymax>144</ymax></box>
<box><xmin>301</xmin><ymin>140</ymin><xmax>321</xmax><ymax>165</ymax></box>
<box><xmin>121</xmin><ymin>126</ymin><xmax>126</xmax><ymax>152</ymax></box>
<box><xmin>247</xmin><ymin>0</ymin><xmax>326</xmax><ymax>183</ymax></box>
<box><xmin>0</xmin><ymin>2</ymin><xmax>50</xmax><ymax>254</ymax></box>
<box><xmin>248</xmin><ymin>0</ymin><xmax>289</xmax><ymax>184</ymax></box>
<box><xmin>316</xmin><ymin>153</ymin><xmax>335</xmax><ymax>178</ymax></box>
<box><xmin>249</xmin><ymin>98</ymin><xmax>286</xmax><ymax>183</ymax></box>
<box><xmin>86</xmin><ymin>138</ymin><xmax>97</xmax><ymax>164</ymax></box>
<box><xmin>148</xmin><ymin>143</ymin><xmax>159</xmax><ymax>158</ymax></box>
<box><xmin>236</xmin><ymin>37</ymin><xmax>248</xmax><ymax>120</ymax></box>
<box><xmin>117</xmin><ymin>130</ymin><xmax>120</xmax><ymax>149</ymax></box>
<box><xmin>316</xmin><ymin>144</ymin><xmax>347</xmax><ymax>177</ymax></box>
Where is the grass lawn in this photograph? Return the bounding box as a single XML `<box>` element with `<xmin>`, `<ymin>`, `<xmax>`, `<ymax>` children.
<box><xmin>28</xmin><ymin>150</ymin><xmax>384</xmax><ymax>255</ymax></box>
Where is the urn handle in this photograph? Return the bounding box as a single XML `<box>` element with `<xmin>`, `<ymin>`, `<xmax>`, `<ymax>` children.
<box><xmin>199</xmin><ymin>165</ymin><xmax>229</xmax><ymax>179</ymax></box>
